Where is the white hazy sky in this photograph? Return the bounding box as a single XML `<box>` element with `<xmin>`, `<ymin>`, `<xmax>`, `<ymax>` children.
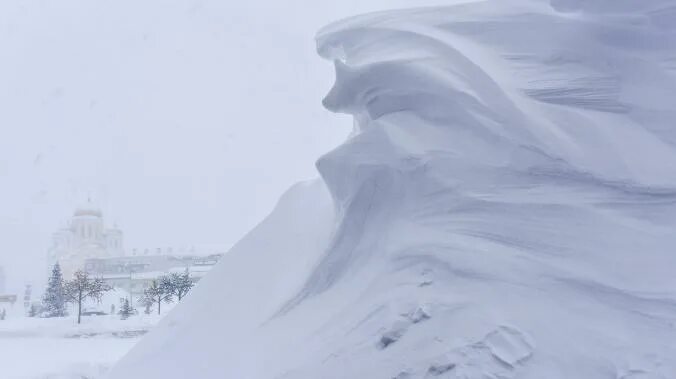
<box><xmin>0</xmin><ymin>0</ymin><xmax>449</xmax><ymax>293</ymax></box>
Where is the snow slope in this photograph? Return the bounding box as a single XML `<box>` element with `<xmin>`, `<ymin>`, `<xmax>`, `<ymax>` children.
<box><xmin>109</xmin><ymin>1</ymin><xmax>676</xmax><ymax>378</ymax></box>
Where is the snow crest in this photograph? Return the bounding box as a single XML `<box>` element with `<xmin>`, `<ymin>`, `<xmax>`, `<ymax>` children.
<box><xmin>109</xmin><ymin>2</ymin><xmax>676</xmax><ymax>378</ymax></box>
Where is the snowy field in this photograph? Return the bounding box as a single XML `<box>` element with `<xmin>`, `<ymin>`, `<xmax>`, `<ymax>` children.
<box><xmin>0</xmin><ymin>314</ymin><xmax>161</xmax><ymax>379</ymax></box>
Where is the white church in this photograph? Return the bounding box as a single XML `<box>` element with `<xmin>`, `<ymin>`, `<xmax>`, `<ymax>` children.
<box><xmin>47</xmin><ymin>204</ymin><xmax>124</xmax><ymax>279</ymax></box>
<box><xmin>47</xmin><ymin>204</ymin><xmax>224</xmax><ymax>306</ymax></box>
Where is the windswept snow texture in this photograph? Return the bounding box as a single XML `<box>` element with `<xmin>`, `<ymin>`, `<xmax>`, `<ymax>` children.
<box><xmin>110</xmin><ymin>2</ymin><xmax>676</xmax><ymax>378</ymax></box>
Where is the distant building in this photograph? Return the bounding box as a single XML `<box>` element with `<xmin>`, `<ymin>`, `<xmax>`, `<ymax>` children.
<box><xmin>0</xmin><ymin>268</ymin><xmax>18</xmax><ymax>314</ymax></box>
<box><xmin>0</xmin><ymin>269</ymin><xmax>16</xmax><ymax>309</ymax></box>
<box><xmin>48</xmin><ymin>204</ymin><xmax>225</xmax><ymax>298</ymax></box>
<box><xmin>47</xmin><ymin>203</ymin><xmax>124</xmax><ymax>279</ymax></box>
<box><xmin>84</xmin><ymin>253</ymin><xmax>222</xmax><ymax>300</ymax></box>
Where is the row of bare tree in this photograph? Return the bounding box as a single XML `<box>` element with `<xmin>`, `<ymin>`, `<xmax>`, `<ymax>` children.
<box><xmin>41</xmin><ymin>263</ymin><xmax>195</xmax><ymax>323</ymax></box>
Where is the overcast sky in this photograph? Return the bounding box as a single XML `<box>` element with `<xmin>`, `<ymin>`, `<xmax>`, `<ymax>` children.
<box><xmin>0</xmin><ymin>0</ymin><xmax>450</xmax><ymax>292</ymax></box>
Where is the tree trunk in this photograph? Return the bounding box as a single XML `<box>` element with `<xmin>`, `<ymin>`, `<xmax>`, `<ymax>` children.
<box><xmin>77</xmin><ymin>291</ymin><xmax>82</xmax><ymax>324</ymax></box>
<box><xmin>157</xmin><ymin>296</ymin><xmax>161</xmax><ymax>315</ymax></box>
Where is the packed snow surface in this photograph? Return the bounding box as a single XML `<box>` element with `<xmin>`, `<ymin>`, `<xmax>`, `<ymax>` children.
<box><xmin>0</xmin><ymin>314</ymin><xmax>160</xmax><ymax>379</ymax></box>
<box><xmin>110</xmin><ymin>1</ymin><xmax>676</xmax><ymax>378</ymax></box>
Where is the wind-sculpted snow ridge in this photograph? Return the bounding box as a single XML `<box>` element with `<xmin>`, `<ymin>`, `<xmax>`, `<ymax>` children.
<box><xmin>109</xmin><ymin>2</ymin><xmax>676</xmax><ymax>378</ymax></box>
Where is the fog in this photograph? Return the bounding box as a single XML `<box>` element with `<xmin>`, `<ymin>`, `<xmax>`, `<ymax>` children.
<box><xmin>0</xmin><ymin>0</ymin><xmax>448</xmax><ymax>293</ymax></box>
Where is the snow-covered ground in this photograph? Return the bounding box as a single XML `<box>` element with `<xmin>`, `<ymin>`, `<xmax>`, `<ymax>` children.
<box><xmin>0</xmin><ymin>314</ymin><xmax>161</xmax><ymax>379</ymax></box>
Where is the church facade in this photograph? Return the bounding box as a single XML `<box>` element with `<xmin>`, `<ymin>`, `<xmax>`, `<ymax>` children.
<box><xmin>47</xmin><ymin>206</ymin><xmax>124</xmax><ymax>279</ymax></box>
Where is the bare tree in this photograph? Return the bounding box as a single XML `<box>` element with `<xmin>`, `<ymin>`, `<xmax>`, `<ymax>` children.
<box><xmin>64</xmin><ymin>270</ymin><xmax>111</xmax><ymax>324</ymax></box>
<box><xmin>141</xmin><ymin>279</ymin><xmax>173</xmax><ymax>315</ymax></box>
<box><xmin>161</xmin><ymin>269</ymin><xmax>194</xmax><ymax>302</ymax></box>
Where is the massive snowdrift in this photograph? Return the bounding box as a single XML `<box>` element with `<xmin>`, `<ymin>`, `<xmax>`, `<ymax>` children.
<box><xmin>109</xmin><ymin>1</ymin><xmax>676</xmax><ymax>378</ymax></box>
